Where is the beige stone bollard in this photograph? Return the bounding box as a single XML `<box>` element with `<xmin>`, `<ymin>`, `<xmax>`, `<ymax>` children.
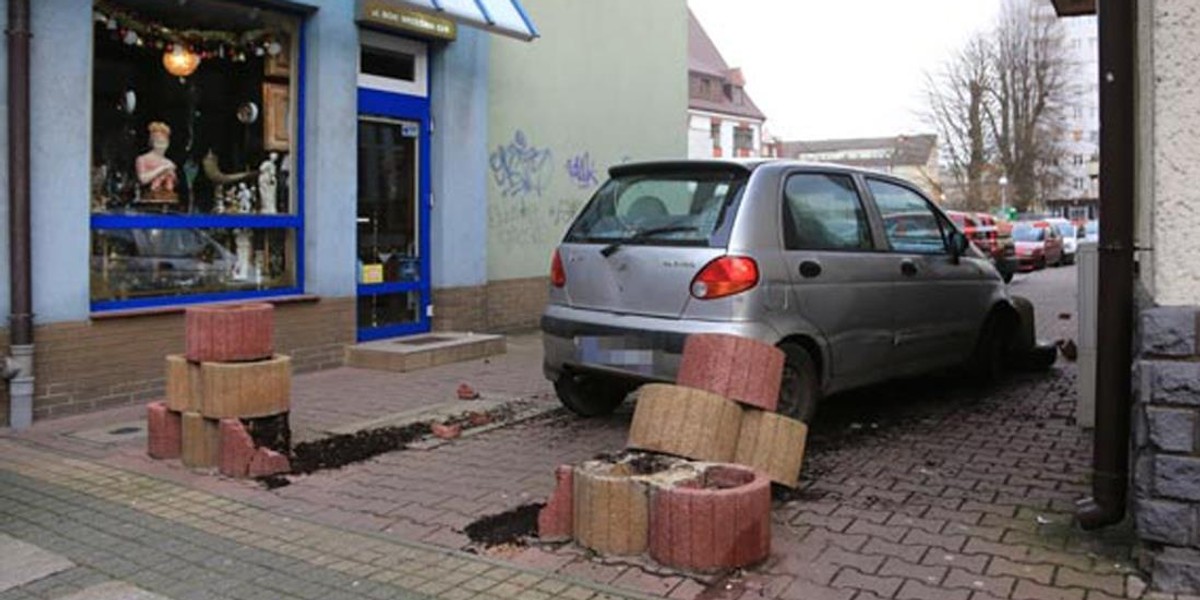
<box><xmin>734</xmin><ymin>409</ymin><xmax>809</xmax><ymax>487</ymax></box>
<box><xmin>572</xmin><ymin>455</ymin><xmax>700</xmax><ymax>556</ymax></box>
<box><xmin>165</xmin><ymin>355</ymin><xmax>201</xmax><ymax>413</ymax></box>
<box><xmin>181</xmin><ymin>411</ymin><xmax>221</xmax><ymax>469</ymax></box>
<box><xmin>627</xmin><ymin>384</ymin><xmax>742</xmax><ymax>463</ymax></box>
<box><xmin>199</xmin><ymin>355</ymin><xmax>291</xmax><ymax>419</ymax></box>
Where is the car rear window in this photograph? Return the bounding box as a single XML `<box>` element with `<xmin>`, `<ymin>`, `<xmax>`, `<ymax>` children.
<box><xmin>564</xmin><ymin>170</ymin><xmax>746</xmax><ymax>247</ymax></box>
<box><xmin>1013</xmin><ymin>225</ymin><xmax>1045</xmax><ymax>242</ymax></box>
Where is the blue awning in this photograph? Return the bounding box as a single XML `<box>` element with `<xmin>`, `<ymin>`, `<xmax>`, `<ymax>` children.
<box><xmin>401</xmin><ymin>0</ymin><xmax>538</xmax><ymax>41</ymax></box>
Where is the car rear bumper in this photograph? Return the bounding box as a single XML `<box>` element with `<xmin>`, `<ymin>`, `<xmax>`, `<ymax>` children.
<box><xmin>1016</xmin><ymin>255</ymin><xmax>1043</xmax><ymax>271</ymax></box>
<box><xmin>540</xmin><ymin>304</ymin><xmax>781</xmax><ymax>383</ymax></box>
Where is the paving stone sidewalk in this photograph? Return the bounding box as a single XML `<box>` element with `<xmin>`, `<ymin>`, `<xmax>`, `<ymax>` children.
<box><xmin>0</xmin><ymin>439</ymin><xmax>653</xmax><ymax>600</ymax></box>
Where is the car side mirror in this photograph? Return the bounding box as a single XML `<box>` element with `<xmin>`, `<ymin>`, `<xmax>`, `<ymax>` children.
<box><xmin>949</xmin><ymin>231</ymin><xmax>970</xmax><ymax>262</ymax></box>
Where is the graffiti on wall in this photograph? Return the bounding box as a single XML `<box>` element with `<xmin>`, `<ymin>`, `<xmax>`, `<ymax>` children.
<box><xmin>489</xmin><ymin>130</ymin><xmax>554</xmax><ymax>198</ymax></box>
<box><xmin>564</xmin><ymin>152</ymin><xmax>599</xmax><ymax>189</ymax></box>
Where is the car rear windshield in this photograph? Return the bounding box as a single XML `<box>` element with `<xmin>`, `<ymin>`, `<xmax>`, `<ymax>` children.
<box><xmin>1013</xmin><ymin>225</ymin><xmax>1045</xmax><ymax>242</ymax></box>
<box><xmin>564</xmin><ymin>170</ymin><xmax>747</xmax><ymax>247</ymax></box>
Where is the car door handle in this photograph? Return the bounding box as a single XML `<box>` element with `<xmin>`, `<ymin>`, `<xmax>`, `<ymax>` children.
<box><xmin>799</xmin><ymin>260</ymin><xmax>822</xmax><ymax>279</ymax></box>
<box><xmin>900</xmin><ymin>259</ymin><xmax>918</xmax><ymax>277</ymax></box>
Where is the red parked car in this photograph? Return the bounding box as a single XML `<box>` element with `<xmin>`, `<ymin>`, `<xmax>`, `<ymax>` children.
<box><xmin>947</xmin><ymin>211</ymin><xmax>1016</xmax><ymax>282</ymax></box>
<box><xmin>1012</xmin><ymin>221</ymin><xmax>1064</xmax><ymax>271</ymax></box>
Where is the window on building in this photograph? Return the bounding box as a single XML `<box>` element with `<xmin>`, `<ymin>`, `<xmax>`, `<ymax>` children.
<box><xmin>1074</xmin><ymin>178</ymin><xmax>1086</xmax><ymax>190</ymax></box>
<box><xmin>710</xmin><ymin>120</ymin><xmax>721</xmax><ymax>141</ymax></box>
<box><xmin>90</xmin><ymin>0</ymin><xmax>301</xmax><ymax>310</ymax></box>
<box><xmin>1073</xmin><ymin>155</ymin><xmax>1085</xmax><ymax>166</ymax></box>
<box><xmin>733</xmin><ymin>126</ymin><xmax>754</xmax><ymax>157</ymax></box>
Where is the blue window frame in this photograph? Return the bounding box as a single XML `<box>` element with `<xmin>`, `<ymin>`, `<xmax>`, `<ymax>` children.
<box><xmin>356</xmin><ymin>88</ymin><xmax>432</xmax><ymax>342</ymax></box>
<box><xmin>89</xmin><ymin>8</ymin><xmax>307</xmax><ymax>313</ymax></box>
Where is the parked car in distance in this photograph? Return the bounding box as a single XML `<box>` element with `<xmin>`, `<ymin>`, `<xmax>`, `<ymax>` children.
<box><xmin>1012</xmin><ymin>221</ymin><xmax>1064</xmax><ymax>271</ymax></box>
<box><xmin>947</xmin><ymin>211</ymin><xmax>1016</xmax><ymax>283</ymax></box>
<box><xmin>1084</xmin><ymin>220</ymin><xmax>1099</xmax><ymax>243</ymax></box>
<box><xmin>542</xmin><ymin>160</ymin><xmax>1019</xmax><ymax>423</ymax></box>
<box><xmin>1044</xmin><ymin>217</ymin><xmax>1080</xmax><ymax>264</ymax></box>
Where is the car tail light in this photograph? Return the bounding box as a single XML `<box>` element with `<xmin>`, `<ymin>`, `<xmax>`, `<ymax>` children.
<box><xmin>550</xmin><ymin>249</ymin><xmax>566</xmax><ymax>288</ymax></box>
<box><xmin>691</xmin><ymin>256</ymin><xmax>759</xmax><ymax>300</ymax></box>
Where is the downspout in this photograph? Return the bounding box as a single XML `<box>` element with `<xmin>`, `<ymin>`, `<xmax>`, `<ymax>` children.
<box><xmin>4</xmin><ymin>0</ymin><xmax>33</xmax><ymax>430</ymax></box>
<box><xmin>1076</xmin><ymin>0</ymin><xmax>1136</xmax><ymax>530</ymax></box>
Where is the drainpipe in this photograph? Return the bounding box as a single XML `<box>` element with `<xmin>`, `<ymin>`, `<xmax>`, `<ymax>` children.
<box><xmin>1076</xmin><ymin>0</ymin><xmax>1136</xmax><ymax>530</ymax></box>
<box><xmin>4</xmin><ymin>0</ymin><xmax>33</xmax><ymax>430</ymax></box>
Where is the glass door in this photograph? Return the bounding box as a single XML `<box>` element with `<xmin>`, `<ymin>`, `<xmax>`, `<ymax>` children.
<box><xmin>356</xmin><ymin>115</ymin><xmax>429</xmax><ymax>341</ymax></box>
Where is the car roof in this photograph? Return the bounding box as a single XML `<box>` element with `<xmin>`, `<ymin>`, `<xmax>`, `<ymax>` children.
<box><xmin>608</xmin><ymin>158</ymin><xmax>921</xmax><ymax>187</ymax></box>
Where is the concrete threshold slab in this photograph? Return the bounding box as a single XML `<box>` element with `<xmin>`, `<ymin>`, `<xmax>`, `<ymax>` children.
<box><xmin>56</xmin><ymin>582</ymin><xmax>172</xmax><ymax>600</ymax></box>
<box><xmin>344</xmin><ymin>332</ymin><xmax>506</xmax><ymax>373</ymax></box>
<box><xmin>0</xmin><ymin>533</ymin><xmax>75</xmax><ymax>593</ymax></box>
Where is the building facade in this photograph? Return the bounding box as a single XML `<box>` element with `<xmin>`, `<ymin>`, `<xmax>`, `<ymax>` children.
<box><xmin>1046</xmin><ymin>9</ymin><xmax>1101</xmax><ymax>221</ymax></box>
<box><xmin>780</xmin><ymin>135</ymin><xmax>943</xmax><ymax>200</ymax></box>
<box><xmin>0</xmin><ymin>0</ymin><xmax>686</xmax><ymax>426</ymax></box>
<box><xmin>686</xmin><ymin>10</ymin><xmax>768</xmax><ymax>159</ymax></box>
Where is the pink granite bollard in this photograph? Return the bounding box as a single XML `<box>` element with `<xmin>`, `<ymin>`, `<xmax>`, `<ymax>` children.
<box><xmin>185</xmin><ymin>303</ymin><xmax>274</xmax><ymax>363</ymax></box>
<box><xmin>146</xmin><ymin>401</ymin><xmax>182</xmax><ymax>460</ymax></box>
<box><xmin>219</xmin><ymin>419</ymin><xmax>258</xmax><ymax>478</ymax></box>
<box><xmin>537</xmin><ymin>465</ymin><xmax>575</xmax><ymax>541</ymax></box>
<box><xmin>675</xmin><ymin>334</ymin><xmax>785</xmax><ymax>411</ymax></box>
<box><xmin>431</xmin><ymin>422</ymin><xmax>462</xmax><ymax>440</ymax></box>
<box><xmin>649</xmin><ymin>464</ymin><xmax>771</xmax><ymax>572</ymax></box>
<box><xmin>247</xmin><ymin>447</ymin><xmax>291</xmax><ymax>478</ymax></box>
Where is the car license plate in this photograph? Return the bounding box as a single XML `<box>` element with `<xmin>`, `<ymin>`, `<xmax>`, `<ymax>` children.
<box><xmin>575</xmin><ymin>336</ymin><xmax>656</xmax><ymax>374</ymax></box>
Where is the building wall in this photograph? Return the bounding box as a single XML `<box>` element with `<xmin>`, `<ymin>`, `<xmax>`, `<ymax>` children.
<box><xmin>486</xmin><ymin>0</ymin><xmax>688</xmax><ymax>287</ymax></box>
<box><xmin>0</xmin><ymin>1</ymin><xmax>496</xmax><ymax>424</ymax></box>
<box><xmin>1144</xmin><ymin>0</ymin><xmax>1200</xmax><ymax>306</ymax></box>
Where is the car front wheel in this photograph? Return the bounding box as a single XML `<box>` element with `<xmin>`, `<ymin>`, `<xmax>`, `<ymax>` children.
<box><xmin>554</xmin><ymin>373</ymin><xmax>631</xmax><ymax>417</ymax></box>
<box><xmin>777</xmin><ymin>343</ymin><xmax>822</xmax><ymax>423</ymax></box>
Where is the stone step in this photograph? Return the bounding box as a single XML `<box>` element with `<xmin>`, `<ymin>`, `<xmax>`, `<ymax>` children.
<box><xmin>344</xmin><ymin>332</ymin><xmax>506</xmax><ymax>373</ymax></box>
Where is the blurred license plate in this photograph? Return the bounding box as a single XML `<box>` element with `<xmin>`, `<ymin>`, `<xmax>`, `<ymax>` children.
<box><xmin>575</xmin><ymin>336</ymin><xmax>656</xmax><ymax>374</ymax></box>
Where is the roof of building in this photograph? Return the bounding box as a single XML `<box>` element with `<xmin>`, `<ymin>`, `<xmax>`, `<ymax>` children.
<box><xmin>688</xmin><ymin>9</ymin><xmax>766</xmax><ymax>121</ymax></box>
<box><xmin>780</xmin><ymin>134</ymin><xmax>939</xmax><ymax>169</ymax></box>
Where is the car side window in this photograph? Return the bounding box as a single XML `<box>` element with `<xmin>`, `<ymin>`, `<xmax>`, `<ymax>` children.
<box><xmin>782</xmin><ymin>173</ymin><xmax>873</xmax><ymax>251</ymax></box>
<box><xmin>869</xmin><ymin>179</ymin><xmax>948</xmax><ymax>255</ymax></box>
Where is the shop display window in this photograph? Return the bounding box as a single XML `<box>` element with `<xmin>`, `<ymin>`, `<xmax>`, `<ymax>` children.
<box><xmin>89</xmin><ymin>0</ymin><xmax>302</xmax><ymax>309</ymax></box>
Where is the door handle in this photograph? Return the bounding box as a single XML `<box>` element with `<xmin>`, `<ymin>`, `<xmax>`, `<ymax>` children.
<box><xmin>900</xmin><ymin>259</ymin><xmax>918</xmax><ymax>276</ymax></box>
<box><xmin>799</xmin><ymin>260</ymin><xmax>822</xmax><ymax>279</ymax></box>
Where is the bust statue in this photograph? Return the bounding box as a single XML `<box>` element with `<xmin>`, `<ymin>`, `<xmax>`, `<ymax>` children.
<box><xmin>135</xmin><ymin>122</ymin><xmax>178</xmax><ymax>202</ymax></box>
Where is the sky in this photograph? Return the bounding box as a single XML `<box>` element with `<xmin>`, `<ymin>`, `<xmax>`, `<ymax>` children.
<box><xmin>687</xmin><ymin>0</ymin><xmax>1003</xmax><ymax>142</ymax></box>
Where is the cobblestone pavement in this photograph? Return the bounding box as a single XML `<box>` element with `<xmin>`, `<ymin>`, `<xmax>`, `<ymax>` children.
<box><xmin>2</xmin><ymin>265</ymin><xmax>1164</xmax><ymax>599</ymax></box>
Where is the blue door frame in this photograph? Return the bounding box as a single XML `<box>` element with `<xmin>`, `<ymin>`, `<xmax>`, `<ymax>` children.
<box><xmin>356</xmin><ymin>88</ymin><xmax>432</xmax><ymax>342</ymax></box>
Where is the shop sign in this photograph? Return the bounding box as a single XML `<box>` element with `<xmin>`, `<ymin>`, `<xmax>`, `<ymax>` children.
<box><xmin>358</xmin><ymin>0</ymin><xmax>457</xmax><ymax>41</ymax></box>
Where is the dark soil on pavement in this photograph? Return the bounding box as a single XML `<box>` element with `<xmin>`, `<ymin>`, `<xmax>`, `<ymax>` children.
<box><xmin>289</xmin><ymin>422</ymin><xmax>431</xmax><ymax>475</ymax></box>
<box><xmin>464</xmin><ymin>503</ymin><xmax>544</xmax><ymax>547</ymax></box>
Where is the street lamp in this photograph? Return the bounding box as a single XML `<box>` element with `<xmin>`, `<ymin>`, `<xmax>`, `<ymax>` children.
<box><xmin>999</xmin><ymin>175</ymin><xmax>1010</xmax><ymax>213</ymax></box>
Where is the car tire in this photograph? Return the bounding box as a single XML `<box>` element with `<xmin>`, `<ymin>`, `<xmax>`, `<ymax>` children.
<box><xmin>777</xmin><ymin>343</ymin><xmax>822</xmax><ymax>424</ymax></box>
<box><xmin>1001</xmin><ymin>269</ymin><xmax>1014</xmax><ymax>284</ymax></box>
<box><xmin>554</xmin><ymin>373</ymin><xmax>631</xmax><ymax>417</ymax></box>
<box><xmin>967</xmin><ymin>313</ymin><xmax>1014</xmax><ymax>382</ymax></box>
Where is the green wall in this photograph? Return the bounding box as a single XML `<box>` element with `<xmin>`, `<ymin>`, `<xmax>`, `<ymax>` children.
<box><xmin>486</xmin><ymin>0</ymin><xmax>688</xmax><ymax>281</ymax></box>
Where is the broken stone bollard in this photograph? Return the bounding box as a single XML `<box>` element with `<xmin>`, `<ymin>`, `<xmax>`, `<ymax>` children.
<box><xmin>147</xmin><ymin>401</ymin><xmax>182</xmax><ymax>460</ymax></box>
<box><xmin>734</xmin><ymin>409</ymin><xmax>809</xmax><ymax>488</ymax></box>
<box><xmin>185</xmin><ymin>303</ymin><xmax>274</xmax><ymax>363</ymax></box>
<box><xmin>537</xmin><ymin>465</ymin><xmax>575</xmax><ymax>541</ymax></box>
<box><xmin>675</xmin><ymin>333</ymin><xmax>785</xmax><ymax>411</ymax></box>
<box><xmin>627</xmin><ymin>384</ymin><xmax>742</xmax><ymax>463</ymax></box>
<box><xmin>181</xmin><ymin>411</ymin><xmax>221</xmax><ymax>469</ymax></box>
<box><xmin>572</xmin><ymin>454</ymin><xmax>701</xmax><ymax>556</ymax></box>
<box><xmin>649</xmin><ymin>464</ymin><xmax>771</xmax><ymax>571</ymax></box>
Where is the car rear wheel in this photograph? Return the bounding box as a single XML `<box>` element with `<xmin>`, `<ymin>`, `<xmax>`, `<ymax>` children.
<box><xmin>777</xmin><ymin>343</ymin><xmax>822</xmax><ymax>424</ymax></box>
<box><xmin>967</xmin><ymin>312</ymin><xmax>1014</xmax><ymax>382</ymax></box>
<box><xmin>554</xmin><ymin>373</ymin><xmax>631</xmax><ymax>417</ymax></box>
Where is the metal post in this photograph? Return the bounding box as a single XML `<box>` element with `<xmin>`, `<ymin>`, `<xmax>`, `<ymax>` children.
<box><xmin>6</xmin><ymin>0</ymin><xmax>33</xmax><ymax>429</ymax></box>
<box><xmin>1076</xmin><ymin>0</ymin><xmax>1136</xmax><ymax>530</ymax></box>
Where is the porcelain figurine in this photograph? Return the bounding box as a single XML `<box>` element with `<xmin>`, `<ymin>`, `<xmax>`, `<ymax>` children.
<box><xmin>135</xmin><ymin>122</ymin><xmax>178</xmax><ymax>202</ymax></box>
<box><xmin>258</xmin><ymin>154</ymin><xmax>278</xmax><ymax>214</ymax></box>
<box><xmin>233</xmin><ymin>229</ymin><xmax>253</xmax><ymax>282</ymax></box>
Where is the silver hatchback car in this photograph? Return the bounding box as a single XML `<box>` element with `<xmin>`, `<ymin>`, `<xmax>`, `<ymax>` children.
<box><xmin>542</xmin><ymin>160</ymin><xmax>1018</xmax><ymax>421</ymax></box>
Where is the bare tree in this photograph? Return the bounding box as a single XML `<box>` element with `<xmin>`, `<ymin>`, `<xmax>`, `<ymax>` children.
<box><xmin>986</xmin><ymin>0</ymin><xmax>1072</xmax><ymax>212</ymax></box>
<box><xmin>923</xmin><ymin>35</ymin><xmax>993</xmax><ymax>211</ymax></box>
